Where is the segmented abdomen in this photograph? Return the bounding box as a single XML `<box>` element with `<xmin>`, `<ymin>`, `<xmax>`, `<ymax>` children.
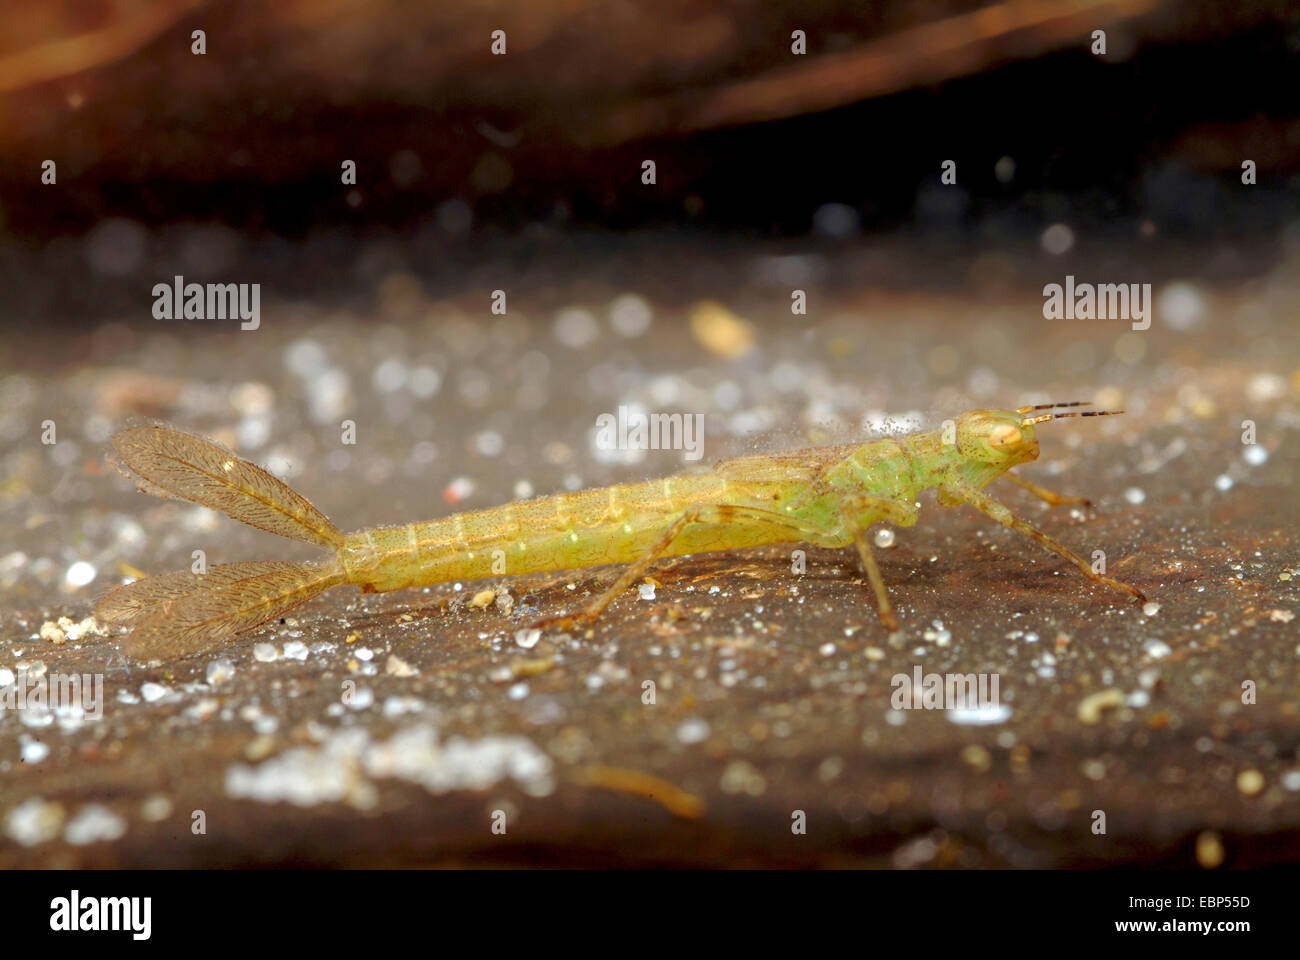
<box><xmin>341</xmin><ymin>472</ymin><xmax>767</xmax><ymax>592</ymax></box>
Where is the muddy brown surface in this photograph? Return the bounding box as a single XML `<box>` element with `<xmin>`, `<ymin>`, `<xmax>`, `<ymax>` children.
<box><xmin>1</xmin><ymin>235</ymin><xmax>1296</xmax><ymax>867</ymax></box>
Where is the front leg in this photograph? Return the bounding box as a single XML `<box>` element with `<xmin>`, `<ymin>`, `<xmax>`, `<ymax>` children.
<box><xmin>1002</xmin><ymin>470</ymin><xmax>1091</xmax><ymax>507</ymax></box>
<box><xmin>944</xmin><ymin>481</ymin><xmax>1145</xmax><ymax>603</ymax></box>
<box><xmin>837</xmin><ymin>495</ymin><xmax>917</xmax><ymax>632</ymax></box>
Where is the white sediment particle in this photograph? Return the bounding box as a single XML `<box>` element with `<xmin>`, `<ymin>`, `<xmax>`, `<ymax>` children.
<box><xmin>21</xmin><ymin>740</ymin><xmax>50</xmax><ymax>764</ymax></box>
<box><xmin>923</xmin><ymin>621</ymin><xmax>952</xmax><ymax>646</ymax></box>
<box><xmin>140</xmin><ymin>794</ymin><xmax>173</xmax><ymax>822</ymax></box>
<box><xmin>253</xmin><ymin>643</ymin><xmax>279</xmax><ymax>662</ymax></box>
<box><xmin>1143</xmin><ymin>639</ymin><xmax>1172</xmax><ymax>659</ymax></box>
<box><xmin>444</xmin><ymin>476</ymin><xmax>475</xmax><ymax>502</ymax></box>
<box><xmin>1157</xmin><ymin>281</ymin><xmax>1206</xmax><ymax>330</ymax></box>
<box><xmin>515</xmin><ymin>628</ymin><xmax>541</xmax><ymax>650</ymax></box>
<box><xmin>1243</xmin><ymin>445</ymin><xmax>1268</xmax><ymax>466</ymax></box>
<box><xmin>365</xmin><ymin>725</ymin><xmax>555</xmax><ymax>797</ymax></box>
<box><xmin>947</xmin><ymin>704</ymin><xmax>1012</xmax><ymax>726</ymax></box>
<box><xmin>385</xmin><ymin>654</ymin><xmax>418</xmax><ymax>677</ymax></box>
<box><xmin>20</xmin><ymin>705</ymin><xmax>54</xmax><ymax>728</ymax></box>
<box><xmin>185</xmin><ymin>698</ymin><xmax>219</xmax><ymax>722</ymax></box>
<box><xmin>5</xmin><ymin>798</ymin><xmax>65</xmax><ymax>846</ymax></box>
<box><xmin>283</xmin><ymin>640</ymin><xmax>309</xmax><ymax>661</ymax></box>
<box><xmin>554</xmin><ymin>307</ymin><xmax>600</xmax><ymax>348</ymax></box>
<box><xmin>284</xmin><ymin>338</ymin><xmax>328</xmax><ymax>378</ymax></box>
<box><xmin>720</xmin><ymin>759</ymin><xmax>767</xmax><ymax>796</ymax></box>
<box><xmin>223</xmin><ymin>726</ymin><xmax>559</xmax><ymax>805</ymax></box>
<box><xmin>63</xmin><ymin>616</ymin><xmax>100</xmax><ymax>641</ymax></box>
<box><xmin>408</xmin><ymin>365</ymin><xmax>442</xmax><ymax>399</ymax></box>
<box><xmin>206</xmin><ymin>659</ymin><xmax>235</xmax><ymax>685</ymax></box>
<box><xmin>474</xmin><ymin>430</ymin><xmax>504</xmax><ymax>457</ymax></box>
<box><xmin>236</xmin><ymin>415</ymin><xmax>270</xmax><ymax>450</ymax></box>
<box><xmin>225</xmin><ymin>728</ymin><xmax>372</xmax><ymax>807</ymax></box>
<box><xmin>1245</xmin><ymin>372</ymin><xmax>1285</xmax><ymax>403</ymax></box>
<box><xmin>64</xmin><ymin>804</ymin><xmax>127</xmax><ymax>845</ymax></box>
<box><xmin>676</xmin><ymin>717</ymin><xmax>710</xmax><ymax>744</ymax></box>
<box><xmin>382</xmin><ymin>695</ymin><xmax>425</xmax><ymax>717</ymax></box>
<box><xmin>307</xmin><ymin>368</ymin><xmax>352</xmax><ymax>425</ymax></box>
<box><xmin>64</xmin><ymin>561</ymin><xmax>96</xmax><ymax>588</ymax></box>
<box><xmin>609</xmin><ymin>293</ymin><xmax>653</xmax><ymax>337</ymax></box>
<box><xmin>231</xmin><ymin>381</ymin><xmax>274</xmax><ymax>416</ymax></box>
<box><xmin>372</xmin><ymin>358</ymin><xmax>407</xmax><ymax>393</ymax></box>
<box><xmin>141</xmin><ymin>682</ymin><xmax>173</xmax><ymax>703</ymax></box>
<box><xmin>1040</xmin><ymin>223</ymin><xmax>1074</xmax><ymax>255</ymax></box>
<box><xmin>0</xmin><ymin>550</ymin><xmax>30</xmax><ymax>585</ymax></box>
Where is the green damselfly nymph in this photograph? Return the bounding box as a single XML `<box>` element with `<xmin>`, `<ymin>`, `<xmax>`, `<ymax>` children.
<box><xmin>96</xmin><ymin>404</ymin><xmax>1145</xmax><ymax>660</ymax></box>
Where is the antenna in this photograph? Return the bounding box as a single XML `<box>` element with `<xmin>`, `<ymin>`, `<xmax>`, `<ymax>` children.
<box><xmin>1022</xmin><ymin>409</ymin><xmax>1125</xmax><ymax>426</ymax></box>
<box><xmin>1015</xmin><ymin>401</ymin><xmax>1092</xmax><ymax>414</ymax></box>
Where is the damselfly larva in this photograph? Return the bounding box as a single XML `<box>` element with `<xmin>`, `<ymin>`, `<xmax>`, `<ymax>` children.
<box><xmin>96</xmin><ymin>404</ymin><xmax>1146</xmax><ymax>660</ymax></box>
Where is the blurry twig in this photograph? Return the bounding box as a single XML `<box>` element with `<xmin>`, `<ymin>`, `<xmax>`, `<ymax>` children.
<box><xmin>0</xmin><ymin>0</ymin><xmax>204</xmax><ymax>93</ymax></box>
<box><xmin>594</xmin><ymin>0</ymin><xmax>1163</xmax><ymax>143</ymax></box>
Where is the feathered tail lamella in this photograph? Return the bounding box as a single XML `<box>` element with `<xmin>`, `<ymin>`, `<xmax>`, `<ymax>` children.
<box><xmin>95</xmin><ymin>425</ymin><xmax>346</xmax><ymax>660</ymax></box>
<box><xmin>96</xmin><ymin>560</ymin><xmax>345</xmax><ymax>660</ymax></box>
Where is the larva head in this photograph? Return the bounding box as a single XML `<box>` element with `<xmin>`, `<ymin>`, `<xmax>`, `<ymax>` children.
<box><xmin>955</xmin><ymin>409</ymin><xmax>1040</xmax><ymax>467</ymax></box>
<box><xmin>956</xmin><ymin>402</ymin><xmax>1125</xmax><ymax>472</ymax></box>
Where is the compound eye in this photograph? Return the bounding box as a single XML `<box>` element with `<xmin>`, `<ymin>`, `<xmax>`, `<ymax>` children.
<box><xmin>988</xmin><ymin>424</ymin><xmax>1022</xmax><ymax>448</ymax></box>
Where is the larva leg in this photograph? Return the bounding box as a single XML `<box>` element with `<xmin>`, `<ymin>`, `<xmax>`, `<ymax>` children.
<box><xmin>946</xmin><ymin>481</ymin><xmax>1145</xmax><ymax>602</ymax></box>
<box><xmin>837</xmin><ymin>496</ymin><xmax>916</xmax><ymax>631</ymax></box>
<box><xmin>1003</xmin><ymin>470</ymin><xmax>1091</xmax><ymax>507</ymax></box>
<box><xmin>567</xmin><ymin>504</ymin><xmax>831</xmax><ymax>624</ymax></box>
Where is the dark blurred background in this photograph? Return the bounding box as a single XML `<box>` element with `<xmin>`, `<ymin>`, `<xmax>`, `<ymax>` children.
<box><xmin>0</xmin><ymin>0</ymin><xmax>1297</xmax><ymax>322</ymax></box>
